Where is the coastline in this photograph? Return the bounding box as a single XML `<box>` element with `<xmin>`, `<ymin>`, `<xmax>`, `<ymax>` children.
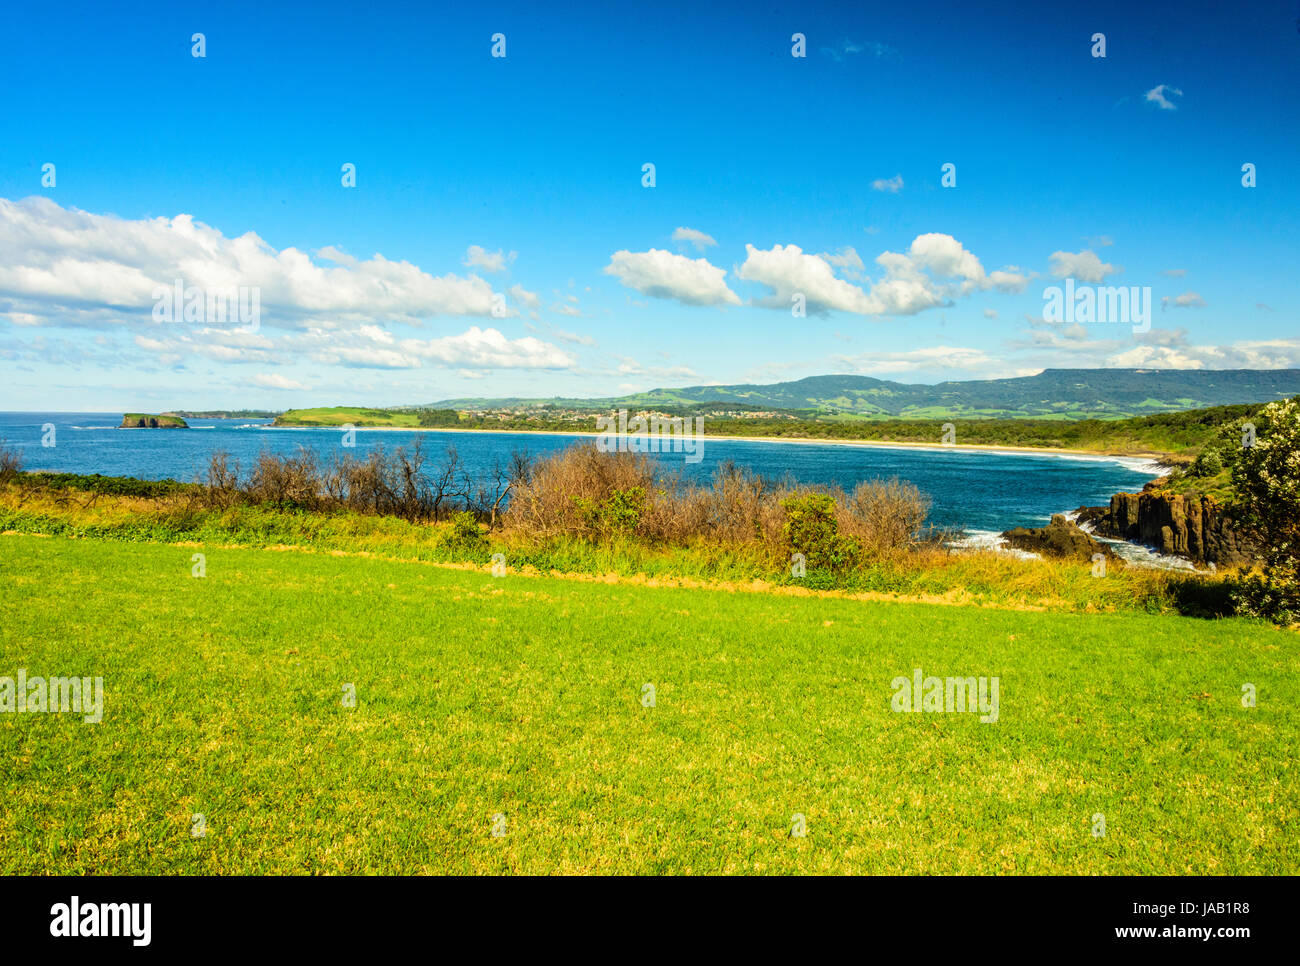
<box><xmin>266</xmin><ymin>421</ymin><xmax>1173</xmax><ymax>467</ymax></box>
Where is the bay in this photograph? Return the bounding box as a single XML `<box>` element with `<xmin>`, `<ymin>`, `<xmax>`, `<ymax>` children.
<box><xmin>0</xmin><ymin>412</ymin><xmax>1159</xmax><ymax>537</ymax></box>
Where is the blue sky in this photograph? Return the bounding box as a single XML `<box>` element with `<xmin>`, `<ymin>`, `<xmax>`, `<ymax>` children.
<box><xmin>1</xmin><ymin>0</ymin><xmax>1297</xmax><ymax>410</ymax></box>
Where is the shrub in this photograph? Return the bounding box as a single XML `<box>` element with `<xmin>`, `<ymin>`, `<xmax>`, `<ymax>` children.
<box><xmin>781</xmin><ymin>492</ymin><xmax>858</xmax><ymax>571</ymax></box>
<box><xmin>445</xmin><ymin>511</ymin><xmax>484</xmax><ymax>548</ymax></box>
<box><xmin>202</xmin><ymin>452</ymin><xmax>242</xmax><ymax>509</ymax></box>
<box><xmin>1229</xmin><ymin>571</ymin><xmax>1299</xmax><ymax>626</ymax></box>
<box><xmin>1190</xmin><ymin>448</ymin><xmax>1223</xmax><ymax>478</ymax></box>
<box><xmin>20</xmin><ymin>472</ymin><xmax>187</xmax><ymax>498</ymax></box>
<box><xmin>838</xmin><ymin>477</ymin><xmax>931</xmax><ymax>554</ymax></box>
<box><xmin>0</xmin><ymin>442</ymin><xmax>20</xmax><ymax>485</ymax></box>
<box><xmin>1229</xmin><ymin>396</ymin><xmax>1300</xmax><ymax>623</ymax></box>
<box><xmin>572</xmin><ymin>486</ymin><xmax>647</xmax><ymax>538</ymax></box>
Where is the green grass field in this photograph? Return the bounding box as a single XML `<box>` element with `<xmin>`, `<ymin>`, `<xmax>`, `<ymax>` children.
<box><xmin>272</xmin><ymin>406</ymin><xmax>422</xmax><ymax>427</ymax></box>
<box><xmin>1</xmin><ymin>534</ymin><xmax>1294</xmax><ymax>874</ymax></box>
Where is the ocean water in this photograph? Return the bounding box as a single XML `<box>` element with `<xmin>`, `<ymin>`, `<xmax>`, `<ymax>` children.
<box><xmin>0</xmin><ymin>412</ymin><xmax>1160</xmax><ymax>536</ymax></box>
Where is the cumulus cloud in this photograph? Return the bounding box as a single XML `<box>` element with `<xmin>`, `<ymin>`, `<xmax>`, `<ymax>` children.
<box><xmin>604</xmin><ymin>248</ymin><xmax>740</xmax><ymax>306</ymax></box>
<box><xmin>1144</xmin><ymin>84</ymin><xmax>1183</xmax><ymax>110</ymax></box>
<box><xmin>1162</xmin><ymin>292</ymin><xmax>1206</xmax><ymax>309</ymax></box>
<box><xmin>739</xmin><ymin>243</ymin><xmax>879</xmax><ymax>314</ymax></box>
<box><xmin>871</xmin><ymin>174</ymin><xmax>904</xmax><ymax>194</ymax></box>
<box><xmin>671</xmin><ymin>227</ymin><xmax>718</xmax><ymax>251</ymax></box>
<box><xmin>285</xmin><ymin>325</ymin><xmax>576</xmax><ymax>371</ymax></box>
<box><xmin>0</xmin><ymin>196</ymin><xmax>505</xmax><ymax>329</ymax></box>
<box><xmin>0</xmin><ymin>196</ymin><xmax>584</xmax><ymax>375</ymax></box>
<box><xmin>1108</xmin><ymin>337</ymin><xmax>1300</xmax><ymax>369</ymax></box>
<box><xmin>396</xmin><ymin>326</ymin><xmax>574</xmax><ymax>369</ymax></box>
<box><xmin>1048</xmin><ymin>249</ymin><xmax>1119</xmax><ymax>283</ymax></box>
<box><xmin>738</xmin><ymin>233</ymin><xmax>1028</xmax><ymax>317</ymax></box>
<box><xmin>1009</xmin><ymin>322</ymin><xmax>1300</xmax><ymax>372</ymax></box>
<box><xmin>463</xmin><ymin>245</ymin><xmax>516</xmax><ymax>274</ymax></box>
<box><xmin>821</xmin><ymin>247</ymin><xmax>866</xmax><ymax>280</ymax></box>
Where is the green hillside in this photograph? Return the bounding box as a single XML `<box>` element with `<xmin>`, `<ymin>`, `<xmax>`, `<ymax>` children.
<box><xmin>273</xmin><ymin>402</ymin><xmax>1274</xmax><ymax>459</ymax></box>
<box><xmin>428</xmin><ymin>369</ymin><xmax>1300</xmax><ymax>420</ymax></box>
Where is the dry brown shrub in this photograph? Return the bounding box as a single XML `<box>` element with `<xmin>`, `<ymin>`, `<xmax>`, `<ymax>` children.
<box><xmin>0</xmin><ymin>441</ymin><xmax>21</xmax><ymax>485</ymax></box>
<box><xmin>836</xmin><ymin>477</ymin><xmax>932</xmax><ymax>554</ymax></box>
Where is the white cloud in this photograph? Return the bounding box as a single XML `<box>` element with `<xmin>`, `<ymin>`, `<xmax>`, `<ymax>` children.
<box><xmin>1010</xmin><ymin>323</ymin><xmax>1300</xmax><ymax>372</ymax></box>
<box><xmin>507</xmin><ymin>284</ymin><xmax>540</xmax><ymax>310</ymax></box>
<box><xmin>1048</xmin><ymin>249</ymin><xmax>1119</xmax><ymax>283</ymax></box>
<box><xmin>1162</xmin><ymin>292</ymin><xmax>1206</xmax><ymax>308</ymax></box>
<box><xmin>614</xmin><ymin>358</ymin><xmax>699</xmax><ymax>381</ymax></box>
<box><xmin>550</xmin><ymin>327</ymin><xmax>596</xmax><ymax>347</ymax></box>
<box><xmin>822</xmin><ymin>39</ymin><xmax>900</xmax><ymax>62</ymax></box>
<box><xmin>739</xmin><ymin>243</ymin><xmax>878</xmax><ymax>314</ymax></box>
<box><xmin>604</xmin><ymin>248</ymin><xmax>740</xmax><ymax>306</ymax></box>
<box><xmin>871</xmin><ymin>175</ymin><xmax>904</xmax><ymax>194</ymax></box>
<box><xmin>1162</xmin><ymin>268</ymin><xmax>1187</xmax><ymax>278</ymax></box>
<box><xmin>1144</xmin><ymin>84</ymin><xmax>1183</xmax><ymax>110</ymax></box>
<box><xmin>739</xmin><ymin>234</ymin><xmax>1027</xmax><ymax>317</ymax></box>
<box><xmin>833</xmin><ymin>345</ymin><xmax>1026</xmax><ymax>377</ymax></box>
<box><xmin>0</xmin><ymin>196</ymin><xmax>504</xmax><ymax>329</ymax></box>
<box><xmin>1108</xmin><ymin>338</ymin><xmax>1300</xmax><ymax>369</ymax></box>
<box><xmin>0</xmin><ymin>196</ymin><xmax>583</xmax><ymax>377</ymax></box>
<box><xmin>397</xmin><ymin>326</ymin><xmax>575</xmax><ymax>369</ymax></box>
<box><xmin>671</xmin><ymin>227</ymin><xmax>718</xmax><ymax>251</ymax></box>
<box><xmin>821</xmin><ymin>247</ymin><xmax>866</xmax><ymax>280</ymax></box>
<box><xmin>249</xmin><ymin>373</ymin><xmax>310</xmax><ymax>390</ymax></box>
<box><xmin>463</xmin><ymin>245</ymin><xmax>516</xmax><ymax>273</ymax></box>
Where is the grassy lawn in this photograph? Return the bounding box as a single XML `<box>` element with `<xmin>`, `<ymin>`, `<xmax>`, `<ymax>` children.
<box><xmin>0</xmin><ymin>534</ymin><xmax>1294</xmax><ymax>874</ymax></box>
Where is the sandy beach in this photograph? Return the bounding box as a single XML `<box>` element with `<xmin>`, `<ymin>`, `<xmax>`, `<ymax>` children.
<box><xmin>269</xmin><ymin>421</ymin><xmax>1173</xmax><ymax>467</ymax></box>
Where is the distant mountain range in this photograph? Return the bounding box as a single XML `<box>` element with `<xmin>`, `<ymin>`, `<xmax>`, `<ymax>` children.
<box><xmin>427</xmin><ymin>369</ymin><xmax>1300</xmax><ymax>420</ymax></box>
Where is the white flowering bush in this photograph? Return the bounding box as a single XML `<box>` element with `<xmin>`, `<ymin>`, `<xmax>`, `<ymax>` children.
<box><xmin>1231</xmin><ymin>397</ymin><xmax>1300</xmax><ymax>623</ymax></box>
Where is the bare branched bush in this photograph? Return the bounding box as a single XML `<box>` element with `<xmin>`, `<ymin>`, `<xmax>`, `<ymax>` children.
<box><xmin>837</xmin><ymin>477</ymin><xmax>932</xmax><ymax>554</ymax></box>
<box><xmin>247</xmin><ymin>447</ymin><xmax>324</xmax><ymax>510</ymax></box>
<box><xmin>197</xmin><ymin>442</ymin><xmax>526</xmax><ymax>526</ymax></box>
<box><xmin>706</xmin><ymin>461</ymin><xmax>786</xmax><ymax>545</ymax></box>
<box><xmin>201</xmin><ymin>451</ymin><xmax>242</xmax><ymax>509</ymax></box>
<box><xmin>0</xmin><ymin>441</ymin><xmax>21</xmax><ymax>485</ymax></box>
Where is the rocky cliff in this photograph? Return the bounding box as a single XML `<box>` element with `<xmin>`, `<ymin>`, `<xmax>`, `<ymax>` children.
<box><xmin>1074</xmin><ymin>484</ymin><xmax>1258</xmax><ymax>566</ymax></box>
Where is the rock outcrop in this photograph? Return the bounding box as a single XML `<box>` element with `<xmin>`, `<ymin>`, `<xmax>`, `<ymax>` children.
<box><xmin>1074</xmin><ymin>486</ymin><xmax>1257</xmax><ymax>566</ymax></box>
<box><xmin>1001</xmin><ymin>514</ymin><xmax>1120</xmax><ymax>563</ymax></box>
<box><xmin>120</xmin><ymin>413</ymin><xmax>188</xmax><ymax>428</ymax></box>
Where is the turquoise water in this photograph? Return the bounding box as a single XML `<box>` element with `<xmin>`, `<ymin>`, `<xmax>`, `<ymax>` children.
<box><xmin>0</xmin><ymin>412</ymin><xmax>1158</xmax><ymax>535</ymax></box>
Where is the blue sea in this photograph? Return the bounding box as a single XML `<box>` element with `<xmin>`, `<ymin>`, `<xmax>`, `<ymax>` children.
<box><xmin>0</xmin><ymin>412</ymin><xmax>1160</xmax><ymax>537</ymax></box>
